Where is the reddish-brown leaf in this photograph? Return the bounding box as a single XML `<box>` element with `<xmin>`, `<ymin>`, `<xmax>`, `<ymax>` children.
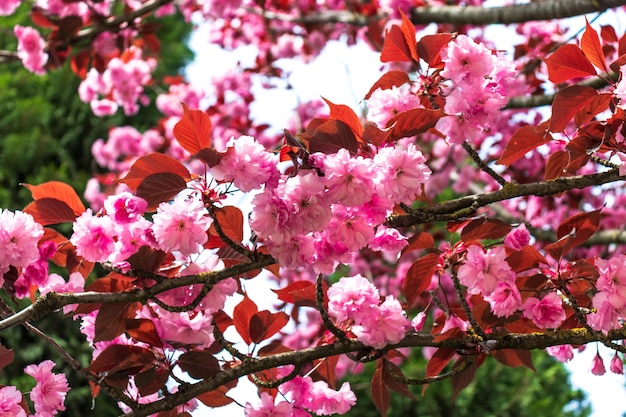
<box><xmin>135</xmin><ymin>367</ymin><xmax>169</xmax><ymax>397</ymax></box>
<box><xmin>492</xmin><ymin>349</ymin><xmax>535</xmax><ymax>370</ymax></box>
<box><xmin>23</xmin><ymin>199</ymin><xmax>77</xmax><ymax>226</ymax></box>
<box><xmin>177</xmin><ymin>351</ymin><xmax>221</xmax><ymax>379</ymax></box>
<box><xmin>364</xmin><ymin>71</ymin><xmax>410</xmax><ymax>100</ymax></box>
<box><xmin>23</xmin><ymin>181</ymin><xmax>85</xmax><ymax>215</ymax></box>
<box><xmin>371</xmin><ymin>359</ymin><xmax>390</xmax><ymax>417</ymax></box>
<box><xmin>546</xmin><ymin>209</ymin><xmax>601</xmax><ymax>258</ymax></box>
<box><xmin>401</xmin><ymin>231</ymin><xmax>435</xmax><ymax>257</ymax></box>
<box><xmin>496</xmin><ymin>125</ymin><xmax>552</xmax><ymax>166</ymax></box>
<box><xmin>544</xmin><ymin>150</ymin><xmax>571</xmax><ymax>180</ymax></box>
<box><xmin>303</xmin><ymin>119</ymin><xmax>358</xmax><ymax>155</ymax></box>
<box><xmin>119</xmin><ymin>153</ymin><xmax>191</xmax><ymax>191</ymax></box>
<box><xmin>71</xmin><ymin>50</ymin><xmax>90</xmax><ymax>79</ymax></box>
<box><xmin>249</xmin><ymin>311</ymin><xmax>289</xmax><ymax>344</ymax></box>
<box><xmin>549</xmin><ymin>85</ymin><xmax>597</xmax><ymax>133</ymax></box>
<box><xmin>574</xmin><ymin>93</ymin><xmax>612</xmax><ymax>128</ymax></box>
<box><xmin>362</xmin><ymin>122</ymin><xmax>388</xmax><ymax>146</ymax></box>
<box><xmin>94</xmin><ymin>302</ymin><xmax>140</xmax><ymax>343</ymax></box>
<box><xmin>323</xmin><ymin>97</ymin><xmax>364</xmax><ymax>140</ymax></box>
<box><xmin>416</xmin><ymin>33</ymin><xmax>454</xmax><ymax>67</ymax></box>
<box><xmin>385</xmin><ymin>108</ymin><xmax>445</xmax><ymax>142</ymax></box>
<box><xmin>402</xmin><ymin>252</ymin><xmax>439</xmax><ymax>306</ymax></box>
<box><xmin>88</xmin><ymin>344</ymin><xmax>155</xmax><ymax>375</ymax></box>
<box><xmin>451</xmin><ymin>354</ymin><xmax>485</xmax><ymax>399</ymax></box>
<box><xmin>195</xmin><ymin>148</ymin><xmax>223</xmax><ymax>167</ymax></box>
<box><xmin>544</xmin><ymin>44</ymin><xmax>597</xmax><ymax>84</ymax></box>
<box><xmin>581</xmin><ymin>19</ymin><xmax>608</xmax><ymax>73</ymax></box>
<box><xmin>601</xmin><ymin>25</ymin><xmax>619</xmax><ymax>43</ymax></box>
<box><xmin>213</xmin><ymin>310</ymin><xmax>233</xmax><ymax>333</ymax></box>
<box><xmin>506</xmin><ymin>246</ymin><xmax>548</xmax><ymax>273</ymax></box>
<box><xmin>0</xmin><ymin>345</ymin><xmax>14</xmax><ymax>370</ymax></box>
<box><xmin>382</xmin><ymin>361</ymin><xmax>416</xmax><ymax>400</ymax></box>
<box><xmin>460</xmin><ymin>218</ymin><xmax>512</xmax><ymax>242</ymax></box>
<box><xmin>173</xmin><ymin>103</ymin><xmax>212</xmax><ymax>155</ymax></box>
<box><xmin>196</xmin><ymin>386</ymin><xmax>235</xmax><ymax>408</ymax></box>
<box><xmin>312</xmin><ymin>354</ymin><xmax>340</xmax><ymax>389</ymax></box>
<box><xmin>211</xmin><ymin>206</ymin><xmax>244</xmax><ymax>245</ymax></box>
<box><xmin>426</xmin><ymin>348</ymin><xmax>456</xmax><ymax>377</ymax></box>
<box><xmin>380</xmin><ymin>11</ymin><xmax>418</xmax><ymax>64</ymax></box>
<box><xmin>136</xmin><ymin>173</ymin><xmax>188</xmax><ymax>211</ymax></box>
<box><xmin>273</xmin><ymin>281</ymin><xmax>315</xmax><ymax>304</ymax></box>
<box><xmin>233</xmin><ymin>295</ymin><xmax>258</xmax><ymax>345</ymax></box>
<box><xmin>125</xmin><ymin>319</ymin><xmax>163</xmax><ymax>348</ymax></box>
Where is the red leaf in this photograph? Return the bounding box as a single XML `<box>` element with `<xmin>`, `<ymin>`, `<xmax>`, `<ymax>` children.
<box><xmin>136</xmin><ymin>173</ymin><xmax>188</xmax><ymax>211</ymax></box>
<box><xmin>492</xmin><ymin>349</ymin><xmax>535</xmax><ymax>370</ymax></box>
<box><xmin>371</xmin><ymin>359</ymin><xmax>390</xmax><ymax>417</ymax></box>
<box><xmin>461</xmin><ymin>218</ymin><xmax>512</xmax><ymax>242</ymax></box>
<box><xmin>0</xmin><ymin>345</ymin><xmax>14</xmax><ymax>370</ymax></box>
<box><xmin>211</xmin><ymin>206</ymin><xmax>244</xmax><ymax>245</ymax></box>
<box><xmin>380</xmin><ymin>11</ymin><xmax>418</xmax><ymax>64</ymax></box>
<box><xmin>402</xmin><ymin>252</ymin><xmax>439</xmax><ymax>306</ymax></box>
<box><xmin>401</xmin><ymin>231</ymin><xmax>435</xmax><ymax>257</ymax></box>
<box><xmin>88</xmin><ymin>345</ymin><xmax>155</xmax><ymax>375</ymax></box>
<box><xmin>94</xmin><ymin>302</ymin><xmax>140</xmax><ymax>343</ymax></box>
<box><xmin>601</xmin><ymin>25</ymin><xmax>619</xmax><ymax>43</ymax></box>
<box><xmin>119</xmin><ymin>153</ymin><xmax>191</xmax><ymax>191</ymax></box>
<box><xmin>549</xmin><ymin>85</ymin><xmax>597</xmax><ymax>132</ymax></box>
<box><xmin>581</xmin><ymin>18</ymin><xmax>608</xmax><ymax>73</ymax></box>
<box><xmin>574</xmin><ymin>93</ymin><xmax>612</xmax><ymax>128</ymax></box>
<box><xmin>135</xmin><ymin>367</ymin><xmax>169</xmax><ymax>396</ymax></box>
<box><xmin>249</xmin><ymin>311</ymin><xmax>289</xmax><ymax>344</ymax></box>
<box><xmin>196</xmin><ymin>385</ymin><xmax>235</xmax><ymax>407</ymax></box>
<box><xmin>451</xmin><ymin>354</ymin><xmax>484</xmax><ymax>399</ymax></box>
<box><xmin>177</xmin><ymin>351</ymin><xmax>221</xmax><ymax>379</ymax></box>
<box><xmin>23</xmin><ymin>181</ymin><xmax>85</xmax><ymax>216</ymax></box>
<box><xmin>273</xmin><ymin>281</ymin><xmax>315</xmax><ymax>304</ymax></box>
<box><xmin>545</xmin><ymin>44</ymin><xmax>597</xmax><ymax>84</ymax></box>
<box><xmin>195</xmin><ymin>148</ymin><xmax>223</xmax><ymax>167</ymax></box>
<box><xmin>233</xmin><ymin>295</ymin><xmax>258</xmax><ymax>345</ymax></box>
<box><xmin>312</xmin><ymin>355</ymin><xmax>340</xmax><ymax>389</ymax></box>
<box><xmin>23</xmin><ymin>199</ymin><xmax>76</xmax><ymax>226</ymax></box>
<box><xmin>125</xmin><ymin>319</ymin><xmax>163</xmax><ymax>348</ymax></box>
<box><xmin>416</xmin><ymin>33</ymin><xmax>454</xmax><ymax>67</ymax></box>
<box><xmin>544</xmin><ymin>150</ymin><xmax>572</xmax><ymax>180</ymax></box>
<box><xmin>385</xmin><ymin>108</ymin><xmax>445</xmax><ymax>142</ymax></box>
<box><xmin>71</xmin><ymin>50</ymin><xmax>90</xmax><ymax>79</ymax></box>
<box><xmin>496</xmin><ymin>125</ymin><xmax>552</xmax><ymax>166</ymax></box>
<box><xmin>426</xmin><ymin>348</ymin><xmax>456</xmax><ymax>377</ymax></box>
<box><xmin>323</xmin><ymin>97</ymin><xmax>364</xmax><ymax>140</ymax></box>
<box><xmin>506</xmin><ymin>246</ymin><xmax>548</xmax><ymax>273</ymax></box>
<box><xmin>300</xmin><ymin>119</ymin><xmax>358</xmax><ymax>155</ymax></box>
<box><xmin>545</xmin><ymin>209</ymin><xmax>601</xmax><ymax>258</ymax></box>
<box><xmin>364</xmin><ymin>71</ymin><xmax>410</xmax><ymax>100</ymax></box>
<box><xmin>382</xmin><ymin>361</ymin><xmax>415</xmax><ymax>400</ymax></box>
<box><xmin>173</xmin><ymin>104</ymin><xmax>212</xmax><ymax>155</ymax></box>
<box><xmin>362</xmin><ymin>122</ymin><xmax>387</xmax><ymax>146</ymax></box>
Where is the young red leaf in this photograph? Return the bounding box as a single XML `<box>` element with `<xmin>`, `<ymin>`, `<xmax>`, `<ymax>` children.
<box><xmin>382</xmin><ymin>361</ymin><xmax>416</xmax><ymax>400</ymax></box>
<box><xmin>398</xmin><ymin>10</ymin><xmax>419</xmax><ymax>62</ymax></box>
<box><xmin>460</xmin><ymin>218</ymin><xmax>512</xmax><ymax>242</ymax></box>
<box><xmin>506</xmin><ymin>246</ymin><xmax>548</xmax><ymax>273</ymax></box>
<box><xmin>574</xmin><ymin>93</ymin><xmax>612</xmax><ymax>128</ymax></box>
<box><xmin>177</xmin><ymin>351</ymin><xmax>221</xmax><ymax>379</ymax></box>
<box><xmin>88</xmin><ymin>344</ymin><xmax>155</xmax><ymax>375</ymax></box>
<box><xmin>416</xmin><ymin>33</ymin><xmax>454</xmax><ymax>67</ymax></box>
<box><xmin>451</xmin><ymin>354</ymin><xmax>485</xmax><ymax>399</ymax></box>
<box><xmin>249</xmin><ymin>310</ymin><xmax>289</xmax><ymax>344</ymax></box>
<box><xmin>125</xmin><ymin>319</ymin><xmax>163</xmax><ymax>348</ymax></box>
<box><xmin>364</xmin><ymin>71</ymin><xmax>410</xmax><ymax>100</ymax></box>
<box><xmin>301</xmin><ymin>119</ymin><xmax>358</xmax><ymax>155</ymax></box>
<box><xmin>544</xmin><ymin>44</ymin><xmax>597</xmax><ymax>84</ymax></box>
<box><xmin>425</xmin><ymin>348</ymin><xmax>456</xmax><ymax>377</ymax></box>
<box><xmin>380</xmin><ymin>25</ymin><xmax>414</xmax><ymax>64</ymax></box>
<box><xmin>0</xmin><ymin>345</ymin><xmax>14</xmax><ymax>371</ymax></box>
<box><xmin>556</xmin><ymin>209</ymin><xmax>601</xmax><ymax>243</ymax></box>
<box><xmin>492</xmin><ymin>349</ymin><xmax>535</xmax><ymax>370</ymax></box>
<box><xmin>544</xmin><ymin>150</ymin><xmax>572</xmax><ymax>180</ymax></box>
<box><xmin>402</xmin><ymin>252</ymin><xmax>439</xmax><ymax>306</ymax></box>
<box><xmin>601</xmin><ymin>25</ymin><xmax>619</xmax><ymax>43</ymax></box>
<box><xmin>401</xmin><ymin>231</ymin><xmax>435</xmax><ymax>257</ymax></box>
<box><xmin>23</xmin><ymin>181</ymin><xmax>85</xmax><ymax>216</ymax></box>
<box><xmin>136</xmin><ymin>173</ymin><xmax>188</xmax><ymax>211</ymax></box>
<box><xmin>549</xmin><ymin>85</ymin><xmax>597</xmax><ymax>133</ymax></box>
<box><xmin>94</xmin><ymin>302</ymin><xmax>140</xmax><ymax>343</ymax></box>
<box><xmin>233</xmin><ymin>295</ymin><xmax>258</xmax><ymax>345</ymax></box>
<box><xmin>211</xmin><ymin>206</ymin><xmax>244</xmax><ymax>245</ymax></box>
<box><xmin>195</xmin><ymin>147</ymin><xmax>223</xmax><ymax>167</ymax></box>
<box><xmin>173</xmin><ymin>103</ymin><xmax>212</xmax><ymax>155</ymax></box>
<box><xmin>323</xmin><ymin>97</ymin><xmax>364</xmax><ymax>140</ymax></box>
<box><xmin>23</xmin><ymin>199</ymin><xmax>77</xmax><ymax>226</ymax></box>
<box><xmin>119</xmin><ymin>153</ymin><xmax>191</xmax><ymax>191</ymax></box>
<box><xmin>371</xmin><ymin>359</ymin><xmax>390</xmax><ymax>417</ymax></box>
<box><xmin>496</xmin><ymin>125</ymin><xmax>552</xmax><ymax>166</ymax></box>
<box><xmin>135</xmin><ymin>367</ymin><xmax>169</xmax><ymax>397</ymax></box>
<box><xmin>581</xmin><ymin>18</ymin><xmax>609</xmax><ymax>73</ymax></box>
<box><xmin>385</xmin><ymin>108</ymin><xmax>445</xmax><ymax>142</ymax></box>
<box><xmin>312</xmin><ymin>354</ymin><xmax>340</xmax><ymax>389</ymax></box>
<box><xmin>196</xmin><ymin>385</ymin><xmax>235</xmax><ymax>407</ymax></box>
<box><xmin>272</xmin><ymin>280</ymin><xmax>315</xmax><ymax>304</ymax></box>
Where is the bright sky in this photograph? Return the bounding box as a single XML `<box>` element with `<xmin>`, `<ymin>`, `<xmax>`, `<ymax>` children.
<box><xmin>185</xmin><ymin>7</ymin><xmax>626</xmax><ymax>417</ymax></box>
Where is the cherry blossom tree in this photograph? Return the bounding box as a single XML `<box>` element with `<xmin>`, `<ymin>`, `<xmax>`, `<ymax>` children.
<box><xmin>2</xmin><ymin>0</ymin><xmax>626</xmax><ymax>416</ymax></box>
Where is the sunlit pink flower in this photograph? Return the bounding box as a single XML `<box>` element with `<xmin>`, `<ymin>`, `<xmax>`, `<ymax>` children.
<box><xmin>245</xmin><ymin>392</ymin><xmax>293</xmax><ymax>417</ymax></box>
<box><xmin>504</xmin><ymin>224</ymin><xmax>530</xmax><ymax>249</ymax></box>
<box><xmin>70</xmin><ymin>209</ymin><xmax>115</xmax><ymax>262</ymax></box>
<box><xmin>152</xmin><ymin>193</ymin><xmax>211</xmax><ymax>256</ymax></box>
<box><xmin>457</xmin><ymin>245</ymin><xmax>514</xmax><ymax>296</ymax></box>
<box><xmin>104</xmin><ymin>192</ymin><xmax>148</xmax><ymax>224</ymax></box>
<box><xmin>0</xmin><ymin>209</ymin><xmax>44</xmax><ymax>275</ymax></box>
<box><xmin>0</xmin><ymin>0</ymin><xmax>21</xmax><ymax>15</ymax></box>
<box><xmin>24</xmin><ymin>360</ymin><xmax>69</xmax><ymax>416</ymax></box>
<box><xmin>546</xmin><ymin>345</ymin><xmax>574</xmax><ymax>363</ymax></box>
<box><xmin>411</xmin><ymin>311</ymin><xmax>427</xmax><ymax>332</ymax></box>
<box><xmin>14</xmin><ymin>25</ymin><xmax>48</xmax><ymax>75</ymax></box>
<box><xmin>328</xmin><ymin>275</ymin><xmax>380</xmax><ymax>324</ymax></box>
<box><xmin>610</xmin><ymin>352</ymin><xmax>624</xmax><ymax>374</ymax></box>
<box><xmin>590</xmin><ymin>353</ymin><xmax>606</xmax><ymax>376</ymax></box>
<box><xmin>374</xmin><ymin>143</ymin><xmax>431</xmax><ymax>204</ymax></box>
<box><xmin>522</xmin><ymin>292</ymin><xmax>566</xmax><ymax>329</ymax></box>
<box><xmin>367</xmin><ymin>85</ymin><xmax>421</xmax><ymax>127</ymax></box>
<box><xmin>322</xmin><ymin>149</ymin><xmax>375</xmax><ymax>206</ymax></box>
<box><xmin>352</xmin><ymin>296</ymin><xmax>409</xmax><ymax>349</ymax></box>
<box><xmin>485</xmin><ymin>281</ymin><xmax>522</xmax><ymax>318</ymax></box>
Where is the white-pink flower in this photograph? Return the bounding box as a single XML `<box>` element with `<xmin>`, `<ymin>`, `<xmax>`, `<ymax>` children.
<box><xmin>152</xmin><ymin>193</ymin><xmax>212</xmax><ymax>256</ymax></box>
<box><xmin>245</xmin><ymin>392</ymin><xmax>293</xmax><ymax>417</ymax></box>
<box><xmin>14</xmin><ymin>25</ymin><xmax>48</xmax><ymax>75</ymax></box>
<box><xmin>24</xmin><ymin>360</ymin><xmax>69</xmax><ymax>416</ymax></box>
<box><xmin>0</xmin><ymin>386</ymin><xmax>26</xmax><ymax>417</ymax></box>
<box><xmin>70</xmin><ymin>209</ymin><xmax>116</xmax><ymax>262</ymax></box>
<box><xmin>0</xmin><ymin>209</ymin><xmax>44</xmax><ymax>275</ymax></box>
<box><xmin>327</xmin><ymin>275</ymin><xmax>380</xmax><ymax>324</ymax></box>
<box><xmin>352</xmin><ymin>296</ymin><xmax>409</xmax><ymax>349</ymax></box>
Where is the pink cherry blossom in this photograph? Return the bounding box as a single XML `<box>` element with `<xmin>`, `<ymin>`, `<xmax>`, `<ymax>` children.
<box><xmin>327</xmin><ymin>275</ymin><xmax>380</xmax><ymax>324</ymax></box>
<box><xmin>245</xmin><ymin>392</ymin><xmax>293</xmax><ymax>417</ymax></box>
<box><xmin>590</xmin><ymin>353</ymin><xmax>606</xmax><ymax>376</ymax></box>
<box><xmin>0</xmin><ymin>0</ymin><xmax>21</xmax><ymax>15</ymax></box>
<box><xmin>14</xmin><ymin>25</ymin><xmax>48</xmax><ymax>75</ymax></box>
<box><xmin>282</xmin><ymin>375</ymin><xmax>356</xmax><ymax>415</ymax></box>
<box><xmin>70</xmin><ymin>209</ymin><xmax>116</xmax><ymax>263</ymax></box>
<box><xmin>610</xmin><ymin>352</ymin><xmax>624</xmax><ymax>374</ymax></box>
<box><xmin>485</xmin><ymin>281</ymin><xmax>522</xmax><ymax>318</ymax></box>
<box><xmin>546</xmin><ymin>345</ymin><xmax>574</xmax><ymax>363</ymax></box>
<box><xmin>367</xmin><ymin>85</ymin><xmax>422</xmax><ymax>127</ymax></box>
<box><xmin>504</xmin><ymin>223</ymin><xmax>530</xmax><ymax>249</ymax></box>
<box><xmin>457</xmin><ymin>245</ymin><xmax>514</xmax><ymax>296</ymax></box>
<box><xmin>104</xmin><ymin>192</ymin><xmax>148</xmax><ymax>224</ymax></box>
<box><xmin>411</xmin><ymin>311</ymin><xmax>427</xmax><ymax>332</ymax></box>
<box><xmin>210</xmin><ymin>135</ymin><xmax>279</xmax><ymax>192</ymax></box>
<box><xmin>0</xmin><ymin>209</ymin><xmax>44</xmax><ymax>275</ymax></box>
<box><xmin>440</xmin><ymin>35</ymin><xmax>494</xmax><ymax>84</ymax></box>
<box><xmin>24</xmin><ymin>360</ymin><xmax>69</xmax><ymax>416</ymax></box>
<box><xmin>522</xmin><ymin>292</ymin><xmax>566</xmax><ymax>329</ymax></box>
<box><xmin>152</xmin><ymin>193</ymin><xmax>212</xmax><ymax>256</ymax></box>
<box><xmin>374</xmin><ymin>142</ymin><xmax>431</xmax><ymax>205</ymax></box>
<box><xmin>0</xmin><ymin>386</ymin><xmax>26</xmax><ymax>417</ymax></box>
<box><xmin>352</xmin><ymin>296</ymin><xmax>409</xmax><ymax>349</ymax></box>
<box><xmin>322</xmin><ymin>149</ymin><xmax>375</xmax><ymax>206</ymax></box>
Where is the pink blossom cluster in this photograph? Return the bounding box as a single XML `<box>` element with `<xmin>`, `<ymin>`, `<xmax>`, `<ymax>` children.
<box><xmin>457</xmin><ymin>245</ymin><xmax>521</xmax><ymax>318</ymax></box>
<box><xmin>91</xmin><ymin>126</ymin><xmax>164</xmax><ymax>173</ymax></box>
<box><xmin>588</xmin><ymin>255</ymin><xmax>626</xmax><ymax>332</ymax></box>
<box><xmin>156</xmin><ymin>82</ymin><xmax>205</xmax><ymax>117</ymax></box>
<box><xmin>0</xmin><ymin>209</ymin><xmax>44</xmax><ymax>278</ymax></box>
<box><xmin>367</xmin><ymin>84</ymin><xmax>422</xmax><ymax>127</ymax></box>
<box><xmin>436</xmin><ymin>34</ymin><xmax>516</xmax><ymax>144</ymax></box>
<box><xmin>78</xmin><ymin>47</ymin><xmax>156</xmax><ymax>116</ymax></box>
<box><xmin>13</xmin><ymin>240</ymin><xmax>57</xmax><ymax>299</ymax></box>
<box><xmin>0</xmin><ymin>0</ymin><xmax>20</xmax><ymax>15</ymax></box>
<box><xmin>14</xmin><ymin>25</ymin><xmax>48</xmax><ymax>75</ymax></box>
<box><xmin>522</xmin><ymin>292</ymin><xmax>566</xmax><ymax>329</ymax></box>
<box><xmin>327</xmin><ymin>275</ymin><xmax>409</xmax><ymax>349</ymax></box>
<box><xmin>25</xmin><ymin>360</ymin><xmax>70</xmax><ymax>416</ymax></box>
<box><xmin>250</xmin><ymin>142</ymin><xmax>428</xmax><ymax>273</ymax></box>
<box><xmin>210</xmin><ymin>135</ymin><xmax>280</xmax><ymax>192</ymax></box>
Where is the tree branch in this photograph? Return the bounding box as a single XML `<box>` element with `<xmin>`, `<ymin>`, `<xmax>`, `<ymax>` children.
<box><xmin>387</xmin><ymin>169</ymin><xmax>625</xmax><ymax>228</ymax></box>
